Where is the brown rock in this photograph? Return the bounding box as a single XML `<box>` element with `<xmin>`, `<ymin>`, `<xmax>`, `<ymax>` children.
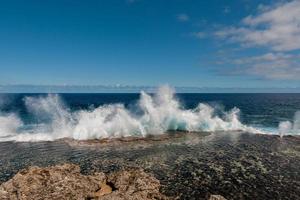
<box><xmin>0</xmin><ymin>164</ymin><xmax>105</xmax><ymax>200</ymax></box>
<box><xmin>101</xmin><ymin>169</ymin><xmax>167</xmax><ymax>200</ymax></box>
<box><xmin>0</xmin><ymin>164</ymin><xmax>169</xmax><ymax>200</ymax></box>
<box><xmin>94</xmin><ymin>181</ymin><xmax>113</xmax><ymax>197</ymax></box>
<box><xmin>209</xmin><ymin>194</ymin><xmax>227</xmax><ymax>200</ymax></box>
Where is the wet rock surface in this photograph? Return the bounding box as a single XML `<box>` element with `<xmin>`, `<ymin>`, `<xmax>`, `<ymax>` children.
<box><xmin>0</xmin><ymin>132</ymin><xmax>299</xmax><ymax>200</ymax></box>
<box><xmin>0</xmin><ymin>163</ymin><xmax>168</xmax><ymax>200</ymax></box>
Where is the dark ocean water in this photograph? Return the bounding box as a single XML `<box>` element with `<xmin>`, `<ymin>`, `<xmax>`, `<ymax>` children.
<box><xmin>1</xmin><ymin>93</ymin><xmax>300</xmax><ymax>128</ymax></box>
<box><xmin>0</xmin><ymin>93</ymin><xmax>300</xmax><ymax>200</ymax></box>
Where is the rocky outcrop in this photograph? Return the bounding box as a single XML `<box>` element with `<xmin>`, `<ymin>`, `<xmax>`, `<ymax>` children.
<box><xmin>0</xmin><ymin>164</ymin><xmax>169</xmax><ymax>200</ymax></box>
<box><xmin>209</xmin><ymin>195</ymin><xmax>227</xmax><ymax>200</ymax></box>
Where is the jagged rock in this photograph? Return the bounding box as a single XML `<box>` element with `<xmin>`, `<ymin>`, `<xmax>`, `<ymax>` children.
<box><xmin>94</xmin><ymin>182</ymin><xmax>113</xmax><ymax>197</ymax></box>
<box><xmin>209</xmin><ymin>194</ymin><xmax>227</xmax><ymax>200</ymax></box>
<box><xmin>99</xmin><ymin>169</ymin><xmax>167</xmax><ymax>200</ymax></box>
<box><xmin>0</xmin><ymin>164</ymin><xmax>169</xmax><ymax>200</ymax></box>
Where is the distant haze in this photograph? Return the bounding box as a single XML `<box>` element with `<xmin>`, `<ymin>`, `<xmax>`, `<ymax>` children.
<box><xmin>0</xmin><ymin>85</ymin><xmax>299</xmax><ymax>93</ymax></box>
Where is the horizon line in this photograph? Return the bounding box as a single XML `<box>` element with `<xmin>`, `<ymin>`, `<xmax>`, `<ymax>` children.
<box><xmin>0</xmin><ymin>84</ymin><xmax>300</xmax><ymax>93</ymax></box>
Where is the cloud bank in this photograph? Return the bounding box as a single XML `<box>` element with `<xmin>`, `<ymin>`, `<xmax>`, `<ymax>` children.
<box><xmin>216</xmin><ymin>1</ymin><xmax>300</xmax><ymax>51</ymax></box>
<box><xmin>214</xmin><ymin>0</ymin><xmax>300</xmax><ymax>80</ymax></box>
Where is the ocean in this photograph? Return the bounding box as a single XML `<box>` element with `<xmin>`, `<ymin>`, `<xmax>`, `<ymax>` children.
<box><xmin>0</xmin><ymin>87</ymin><xmax>300</xmax><ymax>199</ymax></box>
<box><xmin>0</xmin><ymin>86</ymin><xmax>300</xmax><ymax>141</ymax></box>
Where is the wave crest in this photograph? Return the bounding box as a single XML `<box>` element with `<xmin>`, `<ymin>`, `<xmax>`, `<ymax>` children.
<box><xmin>0</xmin><ymin>86</ymin><xmax>272</xmax><ymax>141</ymax></box>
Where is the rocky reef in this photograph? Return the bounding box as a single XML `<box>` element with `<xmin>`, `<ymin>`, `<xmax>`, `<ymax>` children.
<box><xmin>0</xmin><ymin>164</ymin><xmax>169</xmax><ymax>200</ymax></box>
<box><xmin>0</xmin><ymin>132</ymin><xmax>299</xmax><ymax>199</ymax></box>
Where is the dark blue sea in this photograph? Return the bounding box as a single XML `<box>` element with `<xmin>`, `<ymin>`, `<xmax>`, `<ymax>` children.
<box><xmin>0</xmin><ymin>90</ymin><xmax>300</xmax><ymax>141</ymax></box>
<box><xmin>0</xmin><ymin>91</ymin><xmax>300</xmax><ymax>200</ymax></box>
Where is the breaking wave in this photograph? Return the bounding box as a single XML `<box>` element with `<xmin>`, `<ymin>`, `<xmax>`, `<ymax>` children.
<box><xmin>278</xmin><ymin>111</ymin><xmax>300</xmax><ymax>137</ymax></box>
<box><xmin>0</xmin><ymin>86</ymin><xmax>297</xmax><ymax>142</ymax></box>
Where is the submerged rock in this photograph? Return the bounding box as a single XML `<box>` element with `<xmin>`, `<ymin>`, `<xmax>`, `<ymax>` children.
<box><xmin>0</xmin><ymin>164</ymin><xmax>169</xmax><ymax>200</ymax></box>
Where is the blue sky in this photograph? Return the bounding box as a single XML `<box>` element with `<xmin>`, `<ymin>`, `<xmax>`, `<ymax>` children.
<box><xmin>0</xmin><ymin>0</ymin><xmax>299</xmax><ymax>88</ymax></box>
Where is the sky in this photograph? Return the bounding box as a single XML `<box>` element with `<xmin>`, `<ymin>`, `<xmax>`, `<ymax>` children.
<box><xmin>0</xmin><ymin>0</ymin><xmax>300</xmax><ymax>89</ymax></box>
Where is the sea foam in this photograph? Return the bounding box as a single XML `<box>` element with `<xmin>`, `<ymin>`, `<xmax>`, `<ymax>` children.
<box><xmin>278</xmin><ymin>111</ymin><xmax>300</xmax><ymax>136</ymax></box>
<box><xmin>0</xmin><ymin>86</ymin><xmax>297</xmax><ymax>142</ymax></box>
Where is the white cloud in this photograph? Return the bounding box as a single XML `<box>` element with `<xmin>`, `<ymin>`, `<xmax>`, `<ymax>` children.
<box><xmin>233</xmin><ymin>53</ymin><xmax>293</xmax><ymax>65</ymax></box>
<box><xmin>215</xmin><ymin>0</ymin><xmax>300</xmax><ymax>51</ymax></box>
<box><xmin>232</xmin><ymin>53</ymin><xmax>300</xmax><ymax>80</ymax></box>
<box><xmin>213</xmin><ymin>1</ymin><xmax>300</xmax><ymax>80</ymax></box>
<box><xmin>177</xmin><ymin>13</ymin><xmax>190</xmax><ymax>22</ymax></box>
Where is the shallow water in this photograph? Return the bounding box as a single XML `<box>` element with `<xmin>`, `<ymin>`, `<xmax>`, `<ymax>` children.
<box><xmin>0</xmin><ymin>132</ymin><xmax>299</xmax><ymax>200</ymax></box>
<box><xmin>0</xmin><ymin>91</ymin><xmax>300</xmax><ymax>199</ymax></box>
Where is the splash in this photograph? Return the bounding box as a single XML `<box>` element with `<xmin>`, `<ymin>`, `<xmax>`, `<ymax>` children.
<box><xmin>0</xmin><ymin>114</ymin><xmax>22</xmax><ymax>137</ymax></box>
<box><xmin>0</xmin><ymin>86</ymin><xmax>268</xmax><ymax>142</ymax></box>
<box><xmin>278</xmin><ymin>111</ymin><xmax>300</xmax><ymax>137</ymax></box>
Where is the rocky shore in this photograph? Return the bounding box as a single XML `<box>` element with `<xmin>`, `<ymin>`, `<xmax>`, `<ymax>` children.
<box><xmin>0</xmin><ymin>163</ymin><xmax>169</xmax><ymax>200</ymax></box>
<box><xmin>0</xmin><ymin>132</ymin><xmax>299</xmax><ymax>199</ymax></box>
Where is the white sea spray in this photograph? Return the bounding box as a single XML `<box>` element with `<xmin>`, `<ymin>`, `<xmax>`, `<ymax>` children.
<box><xmin>1</xmin><ymin>86</ymin><xmax>296</xmax><ymax>142</ymax></box>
